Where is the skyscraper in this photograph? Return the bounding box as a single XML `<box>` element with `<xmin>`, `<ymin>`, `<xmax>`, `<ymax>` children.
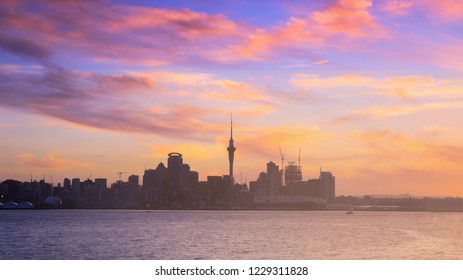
<box><xmin>319</xmin><ymin>169</ymin><xmax>335</xmax><ymax>203</ymax></box>
<box><xmin>227</xmin><ymin>115</ymin><xmax>236</xmax><ymax>188</ymax></box>
<box><xmin>168</xmin><ymin>152</ymin><xmax>183</xmax><ymax>191</ymax></box>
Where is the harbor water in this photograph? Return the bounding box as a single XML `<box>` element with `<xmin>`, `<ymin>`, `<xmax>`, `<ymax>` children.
<box><xmin>1</xmin><ymin>210</ymin><xmax>462</xmax><ymax>259</ymax></box>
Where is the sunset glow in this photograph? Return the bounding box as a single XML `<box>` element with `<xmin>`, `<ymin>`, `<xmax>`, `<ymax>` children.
<box><xmin>1</xmin><ymin>0</ymin><xmax>463</xmax><ymax>196</ymax></box>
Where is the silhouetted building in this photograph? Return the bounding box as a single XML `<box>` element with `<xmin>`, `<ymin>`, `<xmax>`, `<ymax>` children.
<box><xmin>285</xmin><ymin>161</ymin><xmax>302</xmax><ymax>187</ymax></box>
<box><xmin>71</xmin><ymin>178</ymin><xmax>80</xmax><ymax>195</ymax></box>
<box><xmin>249</xmin><ymin>161</ymin><xmax>281</xmax><ymax>195</ymax></box>
<box><xmin>94</xmin><ymin>178</ymin><xmax>107</xmax><ymax>188</ymax></box>
<box><xmin>128</xmin><ymin>174</ymin><xmax>139</xmax><ymax>188</ymax></box>
<box><xmin>63</xmin><ymin>178</ymin><xmax>71</xmax><ymax>189</ymax></box>
<box><xmin>141</xmin><ymin>154</ymin><xmax>197</xmax><ymax>208</ymax></box>
<box><xmin>182</xmin><ymin>164</ymin><xmax>190</xmax><ymax>191</ymax></box>
<box><xmin>207</xmin><ymin>175</ymin><xmax>232</xmax><ymax>207</ymax></box>
<box><xmin>168</xmin><ymin>152</ymin><xmax>183</xmax><ymax>191</ymax></box>
<box><xmin>319</xmin><ymin>170</ymin><xmax>335</xmax><ymax>203</ymax></box>
<box><xmin>189</xmin><ymin>171</ymin><xmax>199</xmax><ymax>189</ymax></box>
<box><xmin>143</xmin><ymin>169</ymin><xmax>157</xmax><ymax>189</ymax></box>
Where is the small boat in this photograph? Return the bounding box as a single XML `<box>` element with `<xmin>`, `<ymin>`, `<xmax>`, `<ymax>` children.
<box><xmin>346</xmin><ymin>205</ymin><xmax>354</xmax><ymax>214</ymax></box>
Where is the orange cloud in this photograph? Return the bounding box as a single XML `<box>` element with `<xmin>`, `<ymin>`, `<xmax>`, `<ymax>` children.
<box><xmin>16</xmin><ymin>153</ymin><xmax>92</xmax><ymax>169</ymax></box>
<box><xmin>349</xmin><ymin>130</ymin><xmax>463</xmax><ymax>170</ymax></box>
<box><xmin>233</xmin><ymin>125</ymin><xmax>333</xmax><ymax>160</ymax></box>
<box><xmin>141</xmin><ymin>142</ymin><xmax>221</xmax><ymax>162</ymax></box>
<box><xmin>201</xmin><ymin>79</ymin><xmax>269</xmax><ymax>103</ymax></box>
<box><xmin>419</xmin><ymin>125</ymin><xmax>448</xmax><ymax>136</ymax></box>
<box><xmin>290</xmin><ymin>73</ymin><xmax>437</xmax><ymax>89</ymax></box>
<box><xmin>128</xmin><ymin>70</ymin><xmax>274</xmax><ymax>107</ymax></box>
<box><xmin>314</xmin><ymin>59</ymin><xmax>330</xmax><ymax>65</ymax></box>
<box><xmin>290</xmin><ymin>73</ymin><xmax>463</xmax><ymax>101</ymax></box>
<box><xmin>290</xmin><ymin>73</ymin><xmax>376</xmax><ymax>89</ymax></box>
<box><xmin>334</xmin><ymin>101</ymin><xmax>463</xmax><ymax>122</ymax></box>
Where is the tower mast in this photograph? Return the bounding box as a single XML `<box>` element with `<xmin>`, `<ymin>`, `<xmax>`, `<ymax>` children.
<box><xmin>227</xmin><ymin>113</ymin><xmax>236</xmax><ymax>188</ymax></box>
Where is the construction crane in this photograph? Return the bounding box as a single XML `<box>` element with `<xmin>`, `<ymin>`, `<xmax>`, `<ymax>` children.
<box><xmin>279</xmin><ymin>146</ymin><xmax>285</xmax><ymax>187</ymax></box>
<box><xmin>116</xmin><ymin>171</ymin><xmax>126</xmax><ymax>182</ymax></box>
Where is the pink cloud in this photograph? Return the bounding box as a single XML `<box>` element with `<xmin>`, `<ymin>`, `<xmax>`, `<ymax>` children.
<box><xmin>0</xmin><ymin>67</ymin><xmax>275</xmax><ymax>140</ymax></box>
<box><xmin>0</xmin><ymin>1</ymin><xmax>246</xmax><ymax>66</ymax></box>
<box><xmin>310</xmin><ymin>0</ymin><xmax>387</xmax><ymax>38</ymax></box>
<box><xmin>233</xmin><ymin>0</ymin><xmax>389</xmax><ymax>60</ymax></box>
<box><xmin>421</xmin><ymin>0</ymin><xmax>463</xmax><ymax>21</ymax></box>
<box><xmin>380</xmin><ymin>1</ymin><xmax>413</xmax><ymax>16</ymax></box>
<box><xmin>0</xmin><ymin>0</ymin><xmax>392</xmax><ymax>66</ymax></box>
<box><xmin>314</xmin><ymin>59</ymin><xmax>330</xmax><ymax>65</ymax></box>
<box><xmin>0</xmin><ymin>68</ymin><xmax>208</xmax><ymax>138</ymax></box>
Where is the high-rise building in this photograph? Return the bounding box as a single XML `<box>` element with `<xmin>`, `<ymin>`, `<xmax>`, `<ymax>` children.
<box><xmin>189</xmin><ymin>171</ymin><xmax>199</xmax><ymax>189</ymax></box>
<box><xmin>71</xmin><ymin>178</ymin><xmax>80</xmax><ymax>194</ymax></box>
<box><xmin>94</xmin><ymin>178</ymin><xmax>107</xmax><ymax>188</ymax></box>
<box><xmin>267</xmin><ymin>161</ymin><xmax>281</xmax><ymax>195</ymax></box>
<box><xmin>63</xmin><ymin>178</ymin><xmax>71</xmax><ymax>189</ymax></box>
<box><xmin>285</xmin><ymin>161</ymin><xmax>302</xmax><ymax>187</ymax></box>
<box><xmin>128</xmin><ymin>174</ymin><xmax>139</xmax><ymax>188</ymax></box>
<box><xmin>319</xmin><ymin>170</ymin><xmax>335</xmax><ymax>203</ymax></box>
<box><xmin>227</xmin><ymin>115</ymin><xmax>236</xmax><ymax>188</ymax></box>
<box><xmin>168</xmin><ymin>152</ymin><xmax>183</xmax><ymax>191</ymax></box>
<box><xmin>182</xmin><ymin>164</ymin><xmax>190</xmax><ymax>191</ymax></box>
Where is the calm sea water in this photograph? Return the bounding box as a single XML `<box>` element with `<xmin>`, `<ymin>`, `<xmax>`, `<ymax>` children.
<box><xmin>0</xmin><ymin>210</ymin><xmax>462</xmax><ymax>259</ymax></box>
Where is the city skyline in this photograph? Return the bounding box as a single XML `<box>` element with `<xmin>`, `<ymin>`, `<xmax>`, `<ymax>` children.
<box><xmin>1</xmin><ymin>0</ymin><xmax>463</xmax><ymax>196</ymax></box>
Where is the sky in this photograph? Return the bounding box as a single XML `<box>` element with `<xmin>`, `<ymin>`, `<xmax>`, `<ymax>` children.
<box><xmin>1</xmin><ymin>0</ymin><xmax>463</xmax><ymax>196</ymax></box>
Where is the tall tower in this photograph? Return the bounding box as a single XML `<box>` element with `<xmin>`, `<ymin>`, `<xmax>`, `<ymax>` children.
<box><xmin>227</xmin><ymin>114</ymin><xmax>236</xmax><ymax>187</ymax></box>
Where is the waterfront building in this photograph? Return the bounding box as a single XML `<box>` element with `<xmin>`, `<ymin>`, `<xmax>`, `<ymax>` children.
<box><xmin>168</xmin><ymin>152</ymin><xmax>183</xmax><ymax>191</ymax></box>
<box><xmin>319</xmin><ymin>170</ymin><xmax>335</xmax><ymax>203</ymax></box>
<box><xmin>142</xmin><ymin>154</ymin><xmax>197</xmax><ymax>208</ymax></box>
<box><xmin>71</xmin><ymin>178</ymin><xmax>80</xmax><ymax>195</ymax></box>
<box><xmin>285</xmin><ymin>161</ymin><xmax>302</xmax><ymax>187</ymax></box>
<box><xmin>94</xmin><ymin>178</ymin><xmax>107</xmax><ymax>188</ymax></box>
<box><xmin>63</xmin><ymin>178</ymin><xmax>71</xmax><ymax>190</ymax></box>
<box><xmin>128</xmin><ymin>175</ymin><xmax>139</xmax><ymax>188</ymax></box>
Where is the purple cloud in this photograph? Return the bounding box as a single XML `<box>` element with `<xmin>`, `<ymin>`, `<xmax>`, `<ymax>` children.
<box><xmin>0</xmin><ymin>68</ymin><xmax>222</xmax><ymax>139</ymax></box>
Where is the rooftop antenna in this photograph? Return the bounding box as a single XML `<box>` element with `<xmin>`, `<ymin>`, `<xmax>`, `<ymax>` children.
<box><xmin>116</xmin><ymin>171</ymin><xmax>126</xmax><ymax>182</ymax></box>
<box><xmin>279</xmin><ymin>146</ymin><xmax>285</xmax><ymax>187</ymax></box>
<box><xmin>230</xmin><ymin>112</ymin><xmax>233</xmax><ymax>139</ymax></box>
